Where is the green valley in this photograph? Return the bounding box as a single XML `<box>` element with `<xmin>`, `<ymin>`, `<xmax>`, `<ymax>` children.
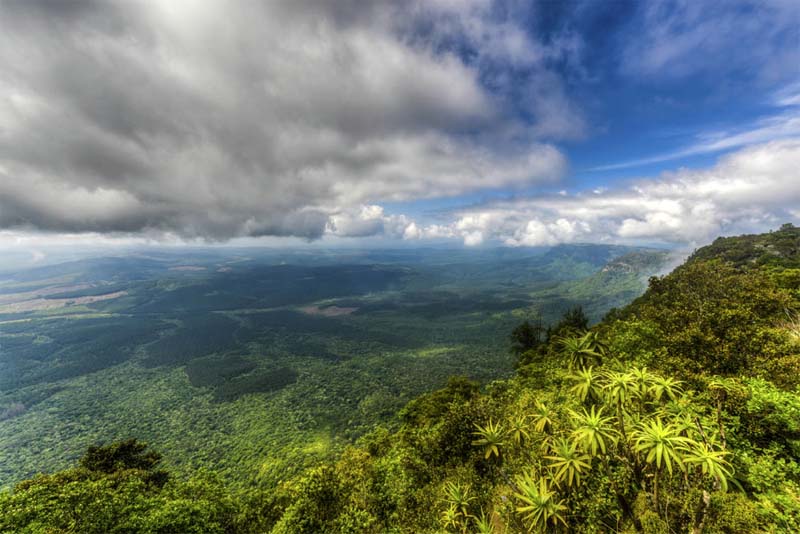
<box><xmin>0</xmin><ymin>244</ymin><xmax>667</xmax><ymax>492</ymax></box>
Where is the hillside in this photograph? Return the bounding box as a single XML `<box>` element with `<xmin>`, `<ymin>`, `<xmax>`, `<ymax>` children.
<box><xmin>687</xmin><ymin>223</ymin><xmax>800</xmax><ymax>269</ymax></box>
<box><xmin>2</xmin><ymin>229</ymin><xmax>799</xmax><ymax>533</ymax></box>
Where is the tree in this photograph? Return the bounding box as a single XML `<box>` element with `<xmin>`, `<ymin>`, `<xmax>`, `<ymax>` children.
<box><xmin>507</xmin><ymin>414</ymin><xmax>530</xmax><ymax>445</ymax></box>
<box><xmin>511</xmin><ymin>316</ymin><xmax>545</xmax><ymax>355</ymax></box>
<box><xmin>513</xmin><ymin>474</ymin><xmax>568</xmax><ymax>532</ymax></box>
<box><xmin>632</xmin><ymin>419</ymin><xmax>689</xmax><ymax>475</ymax></box>
<box><xmin>629</xmin><ymin>367</ymin><xmax>654</xmax><ymax>400</ymax></box>
<box><xmin>472</xmin><ymin>420</ymin><xmax>505</xmax><ymax>460</ymax></box>
<box><xmin>570</xmin><ymin>406</ymin><xmax>618</xmax><ymax>457</ymax></box>
<box><xmin>603</xmin><ymin>371</ymin><xmax>637</xmax><ymax>414</ymax></box>
<box><xmin>610</xmin><ymin>260</ymin><xmax>794</xmax><ymax>377</ymax></box>
<box><xmin>649</xmin><ymin>375</ymin><xmax>683</xmax><ymax>404</ymax></box>
<box><xmin>401</xmin><ymin>376</ymin><xmax>480</xmax><ymax>424</ymax></box>
<box><xmin>568</xmin><ymin>366</ymin><xmax>602</xmax><ymax>403</ymax></box>
<box><xmin>79</xmin><ymin>438</ymin><xmax>168</xmax><ymax>487</ymax></box>
<box><xmin>632</xmin><ymin>418</ymin><xmax>692</xmax><ymax>507</ymax></box>
<box><xmin>80</xmin><ymin>438</ymin><xmax>162</xmax><ymax>473</ymax></box>
<box><xmin>545</xmin><ymin>437</ymin><xmax>592</xmax><ymax>488</ymax></box>
<box><xmin>548</xmin><ymin>306</ymin><xmax>590</xmax><ymax>341</ymax></box>
<box><xmin>0</xmin><ymin>443</ymin><xmax>236</xmax><ymax>534</ymax></box>
<box><xmin>682</xmin><ymin>441</ymin><xmax>733</xmax><ymax>491</ymax></box>
<box><xmin>532</xmin><ymin>401</ymin><xmax>556</xmax><ymax>434</ymax></box>
<box><xmin>557</xmin><ymin>331</ymin><xmax>605</xmax><ymax>370</ymax></box>
<box><xmin>442</xmin><ymin>482</ymin><xmax>476</xmax><ymax>533</ymax></box>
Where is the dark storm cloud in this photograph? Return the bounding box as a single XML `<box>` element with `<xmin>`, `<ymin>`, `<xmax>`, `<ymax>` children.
<box><xmin>0</xmin><ymin>0</ymin><xmax>572</xmax><ymax>239</ymax></box>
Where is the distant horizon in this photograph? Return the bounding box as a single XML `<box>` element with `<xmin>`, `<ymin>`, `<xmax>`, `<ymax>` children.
<box><xmin>0</xmin><ymin>231</ymin><xmax>714</xmax><ymax>276</ymax></box>
<box><xmin>11</xmin><ymin>221</ymin><xmax>800</xmax><ymax>275</ymax></box>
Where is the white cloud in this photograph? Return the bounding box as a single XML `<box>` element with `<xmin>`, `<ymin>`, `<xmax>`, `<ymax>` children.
<box><xmin>773</xmin><ymin>81</ymin><xmax>800</xmax><ymax>107</ymax></box>
<box><xmin>429</xmin><ymin>139</ymin><xmax>800</xmax><ymax>246</ymax></box>
<box><xmin>326</xmin><ymin>204</ymin><xmax>414</xmax><ymax>239</ymax></box>
<box><xmin>621</xmin><ymin>0</ymin><xmax>799</xmax><ymax>83</ymax></box>
<box><xmin>0</xmin><ymin>0</ymin><xmax>571</xmax><ymax>240</ymax></box>
<box><xmin>593</xmin><ymin>105</ymin><xmax>800</xmax><ymax>172</ymax></box>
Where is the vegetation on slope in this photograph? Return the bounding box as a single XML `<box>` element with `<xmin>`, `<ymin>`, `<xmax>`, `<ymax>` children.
<box><xmin>0</xmin><ymin>246</ymin><xmax>664</xmax><ymax>489</ymax></box>
<box><xmin>2</xmin><ymin>226</ymin><xmax>799</xmax><ymax>532</ymax></box>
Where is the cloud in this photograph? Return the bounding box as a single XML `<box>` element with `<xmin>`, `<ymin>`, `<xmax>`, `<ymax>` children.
<box><xmin>397</xmin><ymin>0</ymin><xmax>588</xmax><ymax>140</ymax></box>
<box><xmin>0</xmin><ymin>0</ymin><xmax>571</xmax><ymax>240</ymax></box>
<box><xmin>773</xmin><ymin>82</ymin><xmax>800</xmax><ymax>107</ymax></box>
<box><xmin>620</xmin><ymin>0</ymin><xmax>800</xmax><ymax>83</ymax></box>
<box><xmin>592</xmin><ymin>87</ymin><xmax>800</xmax><ymax>171</ymax></box>
<box><xmin>326</xmin><ymin>204</ymin><xmax>414</xmax><ymax>239</ymax></box>
<box><xmin>431</xmin><ymin>139</ymin><xmax>800</xmax><ymax>246</ymax></box>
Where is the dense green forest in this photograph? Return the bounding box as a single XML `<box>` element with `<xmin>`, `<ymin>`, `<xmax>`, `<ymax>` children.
<box><xmin>0</xmin><ymin>245</ymin><xmax>664</xmax><ymax>491</ymax></box>
<box><xmin>2</xmin><ymin>226</ymin><xmax>799</xmax><ymax>532</ymax></box>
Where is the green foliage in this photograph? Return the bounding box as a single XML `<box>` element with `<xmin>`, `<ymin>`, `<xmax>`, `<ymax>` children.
<box><xmin>603</xmin><ymin>370</ymin><xmax>638</xmax><ymax>412</ymax></box>
<box><xmin>632</xmin><ymin>418</ymin><xmax>690</xmax><ymax>475</ymax></box>
<box><xmin>471</xmin><ymin>420</ymin><xmax>505</xmax><ymax>460</ymax></box>
<box><xmin>683</xmin><ymin>441</ymin><xmax>733</xmax><ymax>491</ymax></box>
<box><xmin>531</xmin><ymin>401</ymin><xmax>556</xmax><ymax>434</ymax></box>
<box><xmin>570</xmin><ymin>405</ymin><xmax>617</xmax><ymax>456</ymax></box>
<box><xmin>271</xmin><ymin>465</ymin><xmax>344</xmax><ymax>534</ymax></box>
<box><xmin>649</xmin><ymin>374</ymin><xmax>683</xmax><ymax>403</ymax></box>
<box><xmin>400</xmin><ymin>376</ymin><xmax>480</xmax><ymax>425</ymax></box>
<box><xmin>544</xmin><ymin>437</ymin><xmax>592</xmax><ymax>488</ymax></box>
<box><xmin>688</xmin><ymin>223</ymin><xmax>800</xmax><ymax>269</ymax></box>
<box><xmin>2</xmin><ymin>246</ymin><xmax>662</xmax><ymax>490</ymax></box>
<box><xmin>0</xmin><ymin>316</ymin><xmax>167</xmax><ymax>390</ymax></box>
<box><xmin>744</xmin><ymin>378</ymin><xmax>800</xmax><ymax>439</ymax></box>
<box><xmin>606</xmin><ymin>259</ymin><xmax>796</xmax><ymax>378</ymax></box>
<box><xmin>213</xmin><ymin>366</ymin><xmax>299</xmax><ymax>402</ymax></box>
<box><xmin>639</xmin><ymin>509</ymin><xmax>669</xmax><ymax>534</ymax></box>
<box><xmin>0</xmin><ymin>450</ymin><xmax>238</xmax><ymax>534</ymax></box>
<box><xmin>510</xmin><ymin>317</ymin><xmax>544</xmax><ymax>355</ymax></box>
<box><xmin>472</xmin><ymin>508</ymin><xmax>494</xmax><ymax>534</ymax></box>
<box><xmin>513</xmin><ymin>474</ymin><xmax>567</xmax><ymax>532</ymax></box>
<box><xmin>702</xmin><ymin>492</ymin><xmax>764</xmax><ymax>533</ymax></box>
<box><xmin>557</xmin><ymin>330</ymin><xmax>605</xmax><ymax>370</ymax></box>
<box><xmin>568</xmin><ymin>366</ymin><xmax>602</xmax><ymax>403</ymax></box>
<box><xmin>548</xmin><ymin>305</ymin><xmax>590</xmax><ymax>341</ymax></box>
<box><xmin>507</xmin><ymin>414</ymin><xmax>530</xmax><ymax>446</ymax></box>
<box><xmin>441</xmin><ymin>481</ymin><xmax>476</xmax><ymax>531</ymax></box>
<box><xmin>184</xmin><ymin>355</ymin><xmax>257</xmax><ymax>388</ymax></box>
<box><xmin>143</xmin><ymin>314</ymin><xmax>241</xmax><ymax>367</ymax></box>
<box><xmin>80</xmin><ymin>438</ymin><xmax>162</xmax><ymax>473</ymax></box>
<box><xmin>3</xmin><ymin>229</ymin><xmax>800</xmax><ymax>533</ymax></box>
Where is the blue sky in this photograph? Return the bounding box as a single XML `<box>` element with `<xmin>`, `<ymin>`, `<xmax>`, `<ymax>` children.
<box><xmin>0</xmin><ymin>0</ymin><xmax>798</xmax><ymax>250</ymax></box>
<box><xmin>396</xmin><ymin>0</ymin><xmax>800</xmax><ymax>206</ymax></box>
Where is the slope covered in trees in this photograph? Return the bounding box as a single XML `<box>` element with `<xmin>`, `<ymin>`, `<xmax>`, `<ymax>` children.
<box><xmin>2</xmin><ymin>226</ymin><xmax>799</xmax><ymax>533</ymax></box>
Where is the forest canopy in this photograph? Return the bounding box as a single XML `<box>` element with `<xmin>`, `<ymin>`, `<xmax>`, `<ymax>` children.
<box><xmin>2</xmin><ymin>226</ymin><xmax>799</xmax><ymax>533</ymax></box>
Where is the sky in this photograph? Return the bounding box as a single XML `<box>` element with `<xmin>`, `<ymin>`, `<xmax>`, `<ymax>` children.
<box><xmin>0</xmin><ymin>0</ymin><xmax>799</xmax><ymax>253</ymax></box>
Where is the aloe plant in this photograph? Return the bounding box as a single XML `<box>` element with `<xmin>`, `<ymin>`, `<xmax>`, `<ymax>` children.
<box><xmin>472</xmin><ymin>420</ymin><xmax>505</xmax><ymax>460</ymax></box>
